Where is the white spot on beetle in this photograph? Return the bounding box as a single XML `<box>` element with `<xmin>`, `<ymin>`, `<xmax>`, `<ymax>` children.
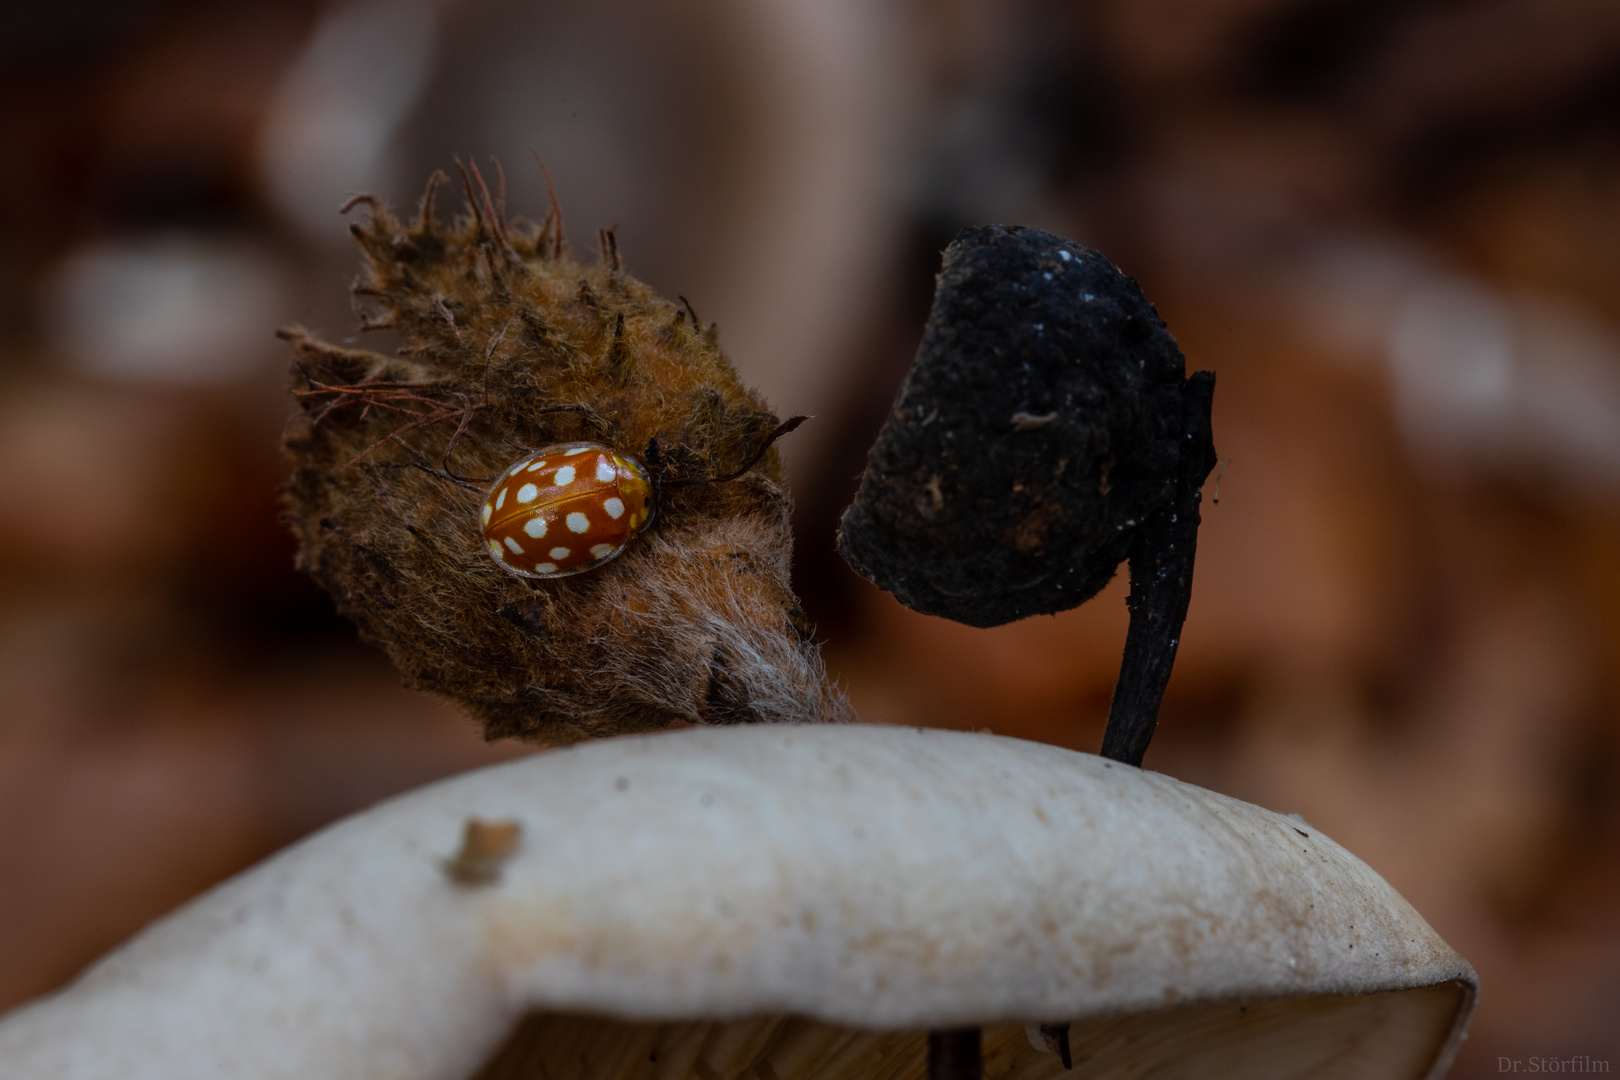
<box><xmin>553</xmin><ymin>466</ymin><xmax>576</xmax><ymax>486</ymax></box>
<box><xmin>517</xmin><ymin>483</ymin><xmax>539</xmax><ymax>503</ymax></box>
<box><xmin>566</xmin><ymin>446</ymin><xmax>589</xmax><ymax>455</ymax></box>
<box><xmin>526</xmin><ymin>459</ymin><xmax>547</xmax><ymax>471</ymax></box>
<box><xmin>488</xmin><ymin>541</ymin><xmax>505</xmax><ymax>561</ymax></box>
<box><xmin>495</xmin><ymin>488</ymin><xmax>507</xmax><ymax>510</ymax></box>
<box><xmin>482</xmin><ymin>504</ymin><xmax>492</xmax><ymax>525</ymax></box>
<box><xmin>590</xmin><ymin>544</ymin><xmax>615</xmax><ymax>558</ymax></box>
<box><xmin>567</xmin><ymin>512</ymin><xmax>589</xmax><ymax>533</ymax></box>
<box><xmin>523</xmin><ymin>517</ymin><xmax>548</xmax><ymax>538</ymax></box>
<box><xmin>595</xmin><ymin>460</ymin><xmax>616</xmax><ymax>483</ymax></box>
<box><xmin>537</xmin><ymin>562</ymin><xmax>557</xmax><ymax>574</ymax></box>
<box><xmin>549</xmin><ymin>547</ymin><xmax>571</xmax><ymax>560</ymax></box>
<box><xmin>504</xmin><ymin>537</ymin><xmax>523</xmax><ymax>554</ymax></box>
<box><xmin>603</xmin><ymin>497</ymin><xmax>625</xmax><ymax>519</ymax></box>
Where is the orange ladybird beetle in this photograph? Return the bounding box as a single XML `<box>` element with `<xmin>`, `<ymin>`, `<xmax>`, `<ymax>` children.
<box><xmin>481</xmin><ymin>442</ymin><xmax>653</xmax><ymax>578</ymax></box>
<box><xmin>475</xmin><ymin>415</ymin><xmax>805</xmax><ymax>580</ymax></box>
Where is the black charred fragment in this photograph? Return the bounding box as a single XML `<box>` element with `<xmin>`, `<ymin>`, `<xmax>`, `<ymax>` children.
<box><xmin>837</xmin><ymin>225</ymin><xmax>1216</xmax><ymax>766</ymax></box>
<box><xmin>839</xmin><ymin>225</ymin><xmax>1199</xmax><ymax>623</ymax></box>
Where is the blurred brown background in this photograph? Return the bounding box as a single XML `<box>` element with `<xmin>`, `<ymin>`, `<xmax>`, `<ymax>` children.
<box><xmin>2</xmin><ymin>0</ymin><xmax>1619</xmax><ymax>1074</ymax></box>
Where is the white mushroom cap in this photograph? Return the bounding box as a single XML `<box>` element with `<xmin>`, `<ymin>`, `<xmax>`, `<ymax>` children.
<box><xmin>0</xmin><ymin>726</ymin><xmax>1476</xmax><ymax>1080</ymax></box>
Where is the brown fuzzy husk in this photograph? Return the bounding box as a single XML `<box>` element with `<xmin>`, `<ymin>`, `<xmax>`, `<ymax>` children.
<box><xmin>280</xmin><ymin>167</ymin><xmax>850</xmax><ymax>743</ymax></box>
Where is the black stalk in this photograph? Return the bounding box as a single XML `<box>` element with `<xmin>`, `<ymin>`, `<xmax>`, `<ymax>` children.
<box><xmin>1100</xmin><ymin>370</ymin><xmax>1217</xmax><ymax>765</ymax></box>
<box><xmin>927</xmin><ymin>1028</ymin><xmax>981</xmax><ymax>1080</ymax></box>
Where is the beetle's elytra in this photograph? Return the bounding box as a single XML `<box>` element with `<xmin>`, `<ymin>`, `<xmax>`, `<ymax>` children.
<box><xmin>481</xmin><ymin>442</ymin><xmax>653</xmax><ymax>578</ymax></box>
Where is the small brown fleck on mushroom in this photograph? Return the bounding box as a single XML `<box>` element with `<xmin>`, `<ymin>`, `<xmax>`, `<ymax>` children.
<box><xmin>443</xmin><ymin>817</ymin><xmax>522</xmax><ymax>885</ymax></box>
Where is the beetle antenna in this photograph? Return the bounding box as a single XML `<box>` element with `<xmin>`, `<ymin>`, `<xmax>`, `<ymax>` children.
<box><xmin>409</xmin><ymin>462</ymin><xmax>490</xmax><ymax>491</ymax></box>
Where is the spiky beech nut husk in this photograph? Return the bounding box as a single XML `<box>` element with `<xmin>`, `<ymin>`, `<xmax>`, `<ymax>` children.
<box><xmin>280</xmin><ymin>164</ymin><xmax>849</xmax><ymax>743</ymax></box>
